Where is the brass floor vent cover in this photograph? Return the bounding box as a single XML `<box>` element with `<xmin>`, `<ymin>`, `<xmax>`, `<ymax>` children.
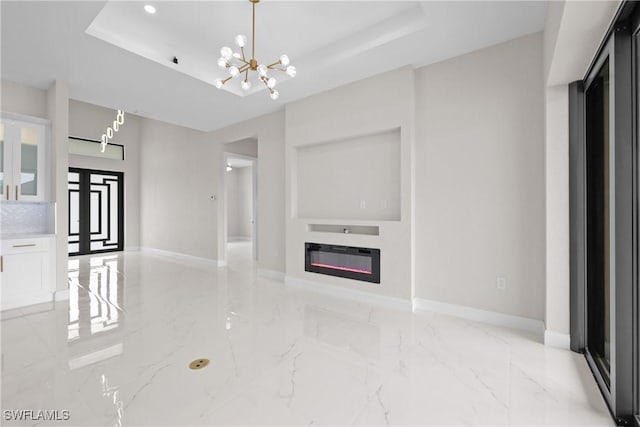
<box><xmin>189</xmin><ymin>358</ymin><xmax>210</xmax><ymax>370</ymax></box>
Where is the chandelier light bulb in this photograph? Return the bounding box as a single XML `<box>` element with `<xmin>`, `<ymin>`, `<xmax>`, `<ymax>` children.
<box><xmin>286</xmin><ymin>65</ymin><xmax>297</xmax><ymax>77</ymax></box>
<box><xmin>214</xmin><ymin>79</ymin><xmax>224</xmax><ymax>89</ymax></box>
<box><xmin>234</xmin><ymin>34</ymin><xmax>248</xmax><ymax>48</ymax></box>
<box><xmin>270</xmin><ymin>90</ymin><xmax>279</xmax><ymax>100</ymax></box>
<box><xmin>257</xmin><ymin>64</ymin><xmax>268</xmax><ymax>77</ymax></box>
<box><xmin>241</xmin><ymin>80</ymin><xmax>251</xmax><ymax>91</ymax></box>
<box><xmin>220</xmin><ymin>46</ymin><xmax>233</xmax><ymax>60</ymax></box>
<box><xmin>229</xmin><ymin>65</ymin><xmax>240</xmax><ymax>77</ymax></box>
<box><xmin>217</xmin><ymin>57</ymin><xmax>227</xmax><ymax>68</ymax></box>
<box><xmin>232</xmin><ymin>52</ymin><xmax>242</xmax><ymax>59</ymax></box>
<box><xmin>279</xmin><ymin>54</ymin><xmax>290</xmax><ymax>66</ymax></box>
<box><xmin>267</xmin><ymin>77</ymin><xmax>276</xmax><ymax>89</ymax></box>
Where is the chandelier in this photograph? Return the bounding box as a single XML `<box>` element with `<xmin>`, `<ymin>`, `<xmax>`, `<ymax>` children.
<box><xmin>215</xmin><ymin>0</ymin><xmax>296</xmax><ymax>100</ymax></box>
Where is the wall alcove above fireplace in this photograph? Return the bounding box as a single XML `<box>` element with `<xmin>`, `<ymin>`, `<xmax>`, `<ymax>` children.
<box><xmin>294</xmin><ymin>128</ymin><xmax>400</xmax><ymax>221</ymax></box>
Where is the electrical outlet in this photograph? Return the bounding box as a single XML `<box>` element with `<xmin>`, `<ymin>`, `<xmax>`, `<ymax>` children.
<box><xmin>496</xmin><ymin>277</ymin><xmax>506</xmax><ymax>290</ymax></box>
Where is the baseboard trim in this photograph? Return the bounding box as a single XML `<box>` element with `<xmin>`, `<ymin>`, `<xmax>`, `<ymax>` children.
<box><xmin>139</xmin><ymin>247</ymin><xmax>219</xmax><ymax>267</ymax></box>
<box><xmin>544</xmin><ymin>330</ymin><xmax>571</xmax><ymax>349</ymax></box>
<box><xmin>285</xmin><ymin>275</ymin><xmax>412</xmax><ymax>311</ymax></box>
<box><xmin>125</xmin><ymin>246</ymin><xmax>140</xmax><ymax>252</ymax></box>
<box><xmin>258</xmin><ymin>269</ymin><xmax>285</xmax><ymax>282</ymax></box>
<box><xmin>55</xmin><ymin>289</ymin><xmax>70</xmax><ymax>302</ymax></box>
<box><xmin>228</xmin><ymin>236</ymin><xmax>252</xmax><ymax>243</ymax></box>
<box><xmin>413</xmin><ymin>298</ymin><xmax>545</xmax><ymax>338</ymax></box>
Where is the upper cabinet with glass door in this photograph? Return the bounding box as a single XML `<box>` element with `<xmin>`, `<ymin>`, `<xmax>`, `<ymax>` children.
<box><xmin>1</xmin><ymin>115</ymin><xmax>49</xmax><ymax>202</ymax></box>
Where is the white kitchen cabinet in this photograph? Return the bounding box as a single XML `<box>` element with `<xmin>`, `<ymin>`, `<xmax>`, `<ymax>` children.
<box><xmin>1</xmin><ymin>236</ymin><xmax>56</xmax><ymax>310</ymax></box>
<box><xmin>1</xmin><ymin>114</ymin><xmax>49</xmax><ymax>202</ymax></box>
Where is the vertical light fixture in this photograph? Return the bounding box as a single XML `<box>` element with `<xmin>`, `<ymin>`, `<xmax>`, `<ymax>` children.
<box><xmin>101</xmin><ymin>110</ymin><xmax>125</xmax><ymax>153</ymax></box>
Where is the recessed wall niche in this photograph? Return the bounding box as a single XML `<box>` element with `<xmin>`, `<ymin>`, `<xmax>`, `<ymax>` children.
<box><xmin>295</xmin><ymin>128</ymin><xmax>400</xmax><ymax>221</ymax></box>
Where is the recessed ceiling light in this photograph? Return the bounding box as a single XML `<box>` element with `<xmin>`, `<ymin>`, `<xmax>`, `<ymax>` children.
<box><xmin>144</xmin><ymin>4</ymin><xmax>156</xmax><ymax>14</ymax></box>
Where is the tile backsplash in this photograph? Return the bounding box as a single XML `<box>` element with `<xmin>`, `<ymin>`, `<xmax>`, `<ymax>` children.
<box><xmin>1</xmin><ymin>202</ymin><xmax>55</xmax><ymax>235</ymax></box>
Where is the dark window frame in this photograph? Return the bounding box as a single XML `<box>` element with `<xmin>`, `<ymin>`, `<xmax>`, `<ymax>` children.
<box><xmin>569</xmin><ymin>1</ymin><xmax>637</xmax><ymax>424</ymax></box>
<box><xmin>632</xmin><ymin>5</ymin><xmax>640</xmax><ymax>426</ymax></box>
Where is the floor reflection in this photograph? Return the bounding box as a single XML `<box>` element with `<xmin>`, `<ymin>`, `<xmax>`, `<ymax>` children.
<box><xmin>100</xmin><ymin>373</ymin><xmax>124</xmax><ymax>427</ymax></box>
<box><xmin>304</xmin><ymin>305</ymin><xmax>381</xmax><ymax>359</ymax></box>
<box><xmin>68</xmin><ymin>254</ymin><xmax>124</xmax><ymax>342</ymax></box>
<box><xmin>67</xmin><ymin>254</ymin><xmax>126</xmax><ymax>425</ymax></box>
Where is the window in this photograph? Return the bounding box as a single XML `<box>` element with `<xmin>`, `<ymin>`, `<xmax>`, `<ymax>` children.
<box><xmin>68</xmin><ymin>136</ymin><xmax>124</xmax><ymax>160</ymax></box>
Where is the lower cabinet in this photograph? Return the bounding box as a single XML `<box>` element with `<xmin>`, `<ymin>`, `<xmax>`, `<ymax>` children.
<box><xmin>1</xmin><ymin>236</ymin><xmax>55</xmax><ymax>310</ymax></box>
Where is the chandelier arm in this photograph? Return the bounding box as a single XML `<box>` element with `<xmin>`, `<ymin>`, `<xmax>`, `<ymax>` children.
<box><xmin>269</xmin><ymin>67</ymin><xmax>287</xmax><ymax>72</ymax></box>
<box><xmin>266</xmin><ymin>60</ymin><xmax>282</xmax><ymax>68</ymax></box>
<box><xmin>236</xmin><ymin>58</ymin><xmax>250</xmax><ymax>65</ymax></box>
<box><xmin>240</xmin><ymin>46</ymin><xmax>246</xmax><ymax>61</ymax></box>
<box><xmin>260</xmin><ymin>76</ymin><xmax>270</xmax><ymax>88</ymax></box>
<box><xmin>244</xmin><ymin>69</ymin><xmax>249</xmax><ymax>82</ymax></box>
<box><xmin>238</xmin><ymin>64</ymin><xmax>251</xmax><ymax>73</ymax></box>
<box><xmin>222</xmin><ymin>76</ymin><xmax>234</xmax><ymax>85</ymax></box>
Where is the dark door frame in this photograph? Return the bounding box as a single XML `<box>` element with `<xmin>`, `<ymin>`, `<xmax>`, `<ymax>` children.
<box><xmin>68</xmin><ymin>167</ymin><xmax>124</xmax><ymax>256</ymax></box>
<box><xmin>632</xmin><ymin>5</ymin><xmax>640</xmax><ymax>426</ymax></box>
<box><xmin>569</xmin><ymin>2</ymin><xmax>637</xmax><ymax>424</ymax></box>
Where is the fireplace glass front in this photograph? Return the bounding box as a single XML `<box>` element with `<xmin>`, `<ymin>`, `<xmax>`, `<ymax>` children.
<box><xmin>305</xmin><ymin>243</ymin><xmax>380</xmax><ymax>283</ymax></box>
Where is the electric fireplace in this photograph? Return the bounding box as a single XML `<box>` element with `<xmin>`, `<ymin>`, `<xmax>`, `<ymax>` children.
<box><xmin>305</xmin><ymin>243</ymin><xmax>380</xmax><ymax>283</ymax></box>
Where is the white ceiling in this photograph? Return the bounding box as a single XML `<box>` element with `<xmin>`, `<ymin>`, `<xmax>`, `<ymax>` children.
<box><xmin>1</xmin><ymin>1</ymin><xmax>547</xmax><ymax>133</ymax></box>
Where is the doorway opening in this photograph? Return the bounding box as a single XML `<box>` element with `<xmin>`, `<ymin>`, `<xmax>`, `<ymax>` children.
<box><xmin>223</xmin><ymin>149</ymin><xmax>257</xmax><ymax>265</ymax></box>
<box><xmin>68</xmin><ymin>168</ymin><xmax>124</xmax><ymax>256</ymax></box>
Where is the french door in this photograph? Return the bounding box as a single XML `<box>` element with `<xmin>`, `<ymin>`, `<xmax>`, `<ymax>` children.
<box><xmin>68</xmin><ymin>168</ymin><xmax>124</xmax><ymax>256</ymax></box>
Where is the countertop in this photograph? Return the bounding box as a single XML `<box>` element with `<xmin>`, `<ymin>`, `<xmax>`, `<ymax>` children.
<box><xmin>1</xmin><ymin>233</ymin><xmax>56</xmax><ymax>240</ymax></box>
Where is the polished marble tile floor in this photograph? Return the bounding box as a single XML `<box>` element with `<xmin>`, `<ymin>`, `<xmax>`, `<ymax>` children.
<box><xmin>1</xmin><ymin>242</ymin><xmax>613</xmax><ymax>426</ymax></box>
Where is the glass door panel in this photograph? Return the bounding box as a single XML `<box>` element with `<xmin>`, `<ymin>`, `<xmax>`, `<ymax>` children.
<box><xmin>68</xmin><ymin>171</ymin><xmax>80</xmax><ymax>255</ymax></box>
<box><xmin>19</xmin><ymin>125</ymin><xmax>39</xmax><ymax>197</ymax></box>
<box><xmin>89</xmin><ymin>173</ymin><xmax>121</xmax><ymax>252</ymax></box>
<box><xmin>585</xmin><ymin>57</ymin><xmax>612</xmax><ymax>387</ymax></box>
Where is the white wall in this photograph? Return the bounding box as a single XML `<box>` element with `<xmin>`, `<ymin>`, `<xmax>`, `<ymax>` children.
<box><xmin>285</xmin><ymin>66</ymin><xmax>415</xmax><ymax>300</ymax></box>
<box><xmin>47</xmin><ymin>81</ymin><xmax>70</xmax><ymax>293</ymax></box>
<box><xmin>1</xmin><ymin>80</ymin><xmax>47</xmax><ymax>119</ymax></box>
<box><xmin>414</xmin><ymin>33</ymin><xmax>546</xmax><ymax>321</ymax></box>
<box><xmin>226</xmin><ymin>166</ymin><xmax>253</xmax><ymax>240</ymax></box>
<box><xmin>68</xmin><ymin>100</ymin><xmax>142</xmax><ymax>249</ymax></box>
<box><xmin>545</xmin><ymin>84</ymin><xmax>570</xmax><ymax>335</ymax></box>
<box><xmin>544</xmin><ymin>1</ymin><xmax>621</xmax><ymax>86</ymax></box>
<box><xmin>209</xmin><ymin>111</ymin><xmax>285</xmax><ymax>272</ymax></box>
<box><xmin>225</xmin><ymin>138</ymin><xmax>258</xmax><ymax>158</ymax></box>
<box><xmin>139</xmin><ymin>118</ymin><xmax>218</xmax><ymax>260</ymax></box>
<box><xmin>295</xmin><ymin>129</ymin><xmax>401</xmax><ymax>221</ymax></box>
